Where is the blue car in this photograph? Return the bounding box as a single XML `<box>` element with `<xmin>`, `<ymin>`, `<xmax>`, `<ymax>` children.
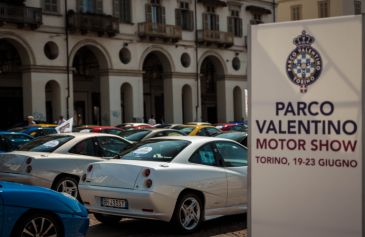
<box><xmin>9</xmin><ymin>126</ymin><xmax>57</xmax><ymax>138</ymax></box>
<box><xmin>0</xmin><ymin>181</ymin><xmax>89</xmax><ymax>237</ymax></box>
<box><xmin>0</xmin><ymin>132</ymin><xmax>33</xmax><ymax>153</ymax></box>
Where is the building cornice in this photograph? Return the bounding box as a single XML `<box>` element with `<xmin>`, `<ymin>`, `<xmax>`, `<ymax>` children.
<box><xmin>276</xmin><ymin>0</ymin><xmax>296</xmax><ymax>3</ymax></box>
<box><xmin>241</xmin><ymin>0</ymin><xmax>276</xmax><ymax>7</ymax></box>
<box><xmin>100</xmin><ymin>69</ymin><xmax>144</xmax><ymax>77</ymax></box>
<box><xmin>22</xmin><ymin>65</ymin><xmax>67</xmax><ymax>74</ymax></box>
<box><xmin>225</xmin><ymin>75</ymin><xmax>247</xmax><ymax>81</ymax></box>
<box><xmin>171</xmin><ymin>72</ymin><xmax>198</xmax><ymax>79</ymax></box>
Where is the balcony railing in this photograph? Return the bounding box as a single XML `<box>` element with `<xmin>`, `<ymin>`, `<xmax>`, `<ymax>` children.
<box><xmin>197</xmin><ymin>30</ymin><xmax>234</xmax><ymax>48</ymax></box>
<box><xmin>0</xmin><ymin>3</ymin><xmax>42</xmax><ymax>29</ymax></box>
<box><xmin>67</xmin><ymin>11</ymin><xmax>119</xmax><ymax>37</ymax></box>
<box><xmin>250</xmin><ymin>19</ymin><xmax>263</xmax><ymax>25</ymax></box>
<box><xmin>138</xmin><ymin>22</ymin><xmax>182</xmax><ymax>42</ymax></box>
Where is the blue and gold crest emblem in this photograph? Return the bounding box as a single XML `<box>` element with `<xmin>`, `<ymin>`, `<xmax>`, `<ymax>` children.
<box><xmin>286</xmin><ymin>31</ymin><xmax>322</xmax><ymax>93</ymax></box>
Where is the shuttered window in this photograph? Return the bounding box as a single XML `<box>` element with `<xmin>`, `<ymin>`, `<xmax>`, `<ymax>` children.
<box><xmin>145</xmin><ymin>3</ymin><xmax>165</xmax><ymax>24</ymax></box>
<box><xmin>228</xmin><ymin>10</ymin><xmax>242</xmax><ymax>37</ymax></box>
<box><xmin>175</xmin><ymin>2</ymin><xmax>194</xmax><ymax>31</ymax></box>
<box><xmin>291</xmin><ymin>5</ymin><xmax>302</xmax><ymax>21</ymax></box>
<box><xmin>77</xmin><ymin>0</ymin><xmax>103</xmax><ymax>14</ymax></box>
<box><xmin>355</xmin><ymin>0</ymin><xmax>362</xmax><ymax>15</ymax></box>
<box><xmin>43</xmin><ymin>0</ymin><xmax>59</xmax><ymax>13</ymax></box>
<box><xmin>203</xmin><ymin>13</ymin><xmax>219</xmax><ymax>31</ymax></box>
<box><xmin>113</xmin><ymin>0</ymin><xmax>132</xmax><ymax>23</ymax></box>
<box><xmin>318</xmin><ymin>0</ymin><xmax>329</xmax><ymax>18</ymax></box>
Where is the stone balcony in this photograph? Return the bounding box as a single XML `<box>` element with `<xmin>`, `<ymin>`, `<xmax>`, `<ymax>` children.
<box><xmin>67</xmin><ymin>10</ymin><xmax>119</xmax><ymax>37</ymax></box>
<box><xmin>197</xmin><ymin>30</ymin><xmax>234</xmax><ymax>48</ymax></box>
<box><xmin>0</xmin><ymin>3</ymin><xmax>42</xmax><ymax>29</ymax></box>
<box><xmin>138</xmin><ymin>22</ymin><xmax>182</xmax><ymax>43</ymax></box>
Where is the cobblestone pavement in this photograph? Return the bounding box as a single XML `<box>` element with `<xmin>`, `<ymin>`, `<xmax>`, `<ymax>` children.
<box><xmin>87</xmin><ymin>213</ymin><xmax>247</xmax><ymax>237</ymax></box>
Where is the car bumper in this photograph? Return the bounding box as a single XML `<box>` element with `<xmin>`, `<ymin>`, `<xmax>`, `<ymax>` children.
<box><xmin>59</xmin><ymin>213</ymin><xmax>89</xmax><ymax>237</ymax></box>
<box><xmin>0</xmin><ymin>172</ymin><xmax>52</xmax><ymax>188</ymax></box>
<box><xmin>79</xmin><ymin>184</ymin><xmax>176</xmax><ymax>222</ymax></box>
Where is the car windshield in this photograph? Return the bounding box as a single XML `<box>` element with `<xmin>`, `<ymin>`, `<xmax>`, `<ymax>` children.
<box><xmin>216</xmin><ymin>132</ymin><xmax>247</xmax><ymax>142</ymax></box>
<box><xmin>103</xmin><ymin>129</ymin><xmax>124</xmax><ymax>136</ymax></box>
<box><xmin>120</xmin><ymin>130</ymin><xmax>151</xmax><ymax>142</ymax></box>
<box><xmin>174</xmin><ymin>126</ymin><xmax>194</xmax><ymax>135</ymax></box>
<box><xmin>8</xmin><ymin>127</ymin><xmax>28</xmax><ymax>133</ymax></box>
<box><xmin>74</xmin><ymin>127</ymin><xmax>93</xmax><ymax>133</ymax></box>
<box><xmin>18</xmin><ymin>135</ymin><xmax>74</xmax><ymax>152</ymax></box>
<box><xmin>3</xmin><ymin>134</ymin><xmax>32</xmax><ymax>142</ymax></box>
<box><xmin>120</xmin><ymin>140</ymin><xmax>191</xmax><ymax>162</ymax></box>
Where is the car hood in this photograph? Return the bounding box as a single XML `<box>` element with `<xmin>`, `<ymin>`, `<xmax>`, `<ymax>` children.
<box><xmin>0</xmin><ymin>181</ymin><xmax>88</xmax><ymax>217</ymax></box>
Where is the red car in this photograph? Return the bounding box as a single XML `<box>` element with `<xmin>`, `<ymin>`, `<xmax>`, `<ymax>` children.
<box><xmin>215</xmin><ymin>123</ymin><xmax>248</xmax><ymax>132</ymax></box>
<box><xmin>75</xmin><ymin>125</ymin><xmax>124</xmax><ymax>136</ymax></box>
<box><xmin>116</xmin><ymin>123</ymin><xmax>154</xmax><ymax>130</ymax></box>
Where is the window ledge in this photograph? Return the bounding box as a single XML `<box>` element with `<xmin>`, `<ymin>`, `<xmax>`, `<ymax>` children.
<box><xmin>119</xmin><ymin>21</ymin><xmax>134</xmax><ymax>25</ymax></box>
<box><xmin>43</xmin><ymin>12</ymin><xmax>63</xmax><ymax>17</ymax></box>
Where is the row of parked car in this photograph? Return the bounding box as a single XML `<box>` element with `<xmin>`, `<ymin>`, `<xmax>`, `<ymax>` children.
<box><xmin>0</xmin><ymin>121</ymin><xmax>248</xmax><ymax>236</ymax></box>
<box><xmin>1</xmin><ymin>121</ymin><xmax>247</xmax><ymax>152</ymax></box>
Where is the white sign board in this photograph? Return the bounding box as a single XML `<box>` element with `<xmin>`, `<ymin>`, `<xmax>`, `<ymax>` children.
<box><xmin>249</xmin><ymin>16</ymin><xmax>363</xmax><ymax>237</ymax></box>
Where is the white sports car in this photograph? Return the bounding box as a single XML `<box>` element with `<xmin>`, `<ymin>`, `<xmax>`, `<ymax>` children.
<box><xmin>79</xmin><ymin>136</ymin><xmax>247</xmax><ymax>233</ymax></box>
<box><xmin>0</xmin><ymin>133</ymin><xmax>133</xmax><ymax>199</ymax></box>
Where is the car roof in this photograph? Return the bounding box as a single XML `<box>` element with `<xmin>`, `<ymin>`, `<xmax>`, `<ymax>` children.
<box><xmin>0</xmin><ymin>131</ymin><xmax>32</xmax><ymax>136</ymax></box>
<box><xmin>185</xmin><ymin>122</ymin><xmax>211</xmax><ymax>125</ymax></box>
<box><xmin>175</xmin><ymin>124</ymin><xmax>195</xmax><ymax>128</ymax></box>
<box><xmin>48</xmin><ymin>132</ymin><xmax>121</xmax><ymax>138</ymax></box>
<box><xmin>36</xmin><ymin>124</ymin><xmax>57</xmax><ymax>127</ymax></box>
<box><xmin>178</xmin><ymin>124</ymin><xmax>216</xmax><ymax>128</ymax></box>
<box><xmin>149</xmin><ymin>135</ymin><xmax>230</xmax><ymax>143</ymax></box>
<box><xmin>120</xmin><ymin>123</ymin><xmax>150</xmax><ymax>126</ymax></box>
<box><xmin>77</xmin><ymin>125</ymin><xmax>119</xmax><ymax>129</ymax></box>
<box><xmin>149</xmin><ymin>128</ymin><xmax>181</xmax><ymax>132</ymax></box>
<box><xmin>216</xmin><ymin>131</ymin><xmax>248</xmax><ymax>136</ymax></box>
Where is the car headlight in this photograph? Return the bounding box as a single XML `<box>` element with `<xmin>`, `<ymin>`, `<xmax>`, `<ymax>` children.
<box><xmin>61</xmin><ymin>192</ymin><xmax>77</xmax><ymax>200</ymax></box>
<box><xmin>60</xmin><ymin>192</ymin><xmax>85</xmax><ymax>214</ymax></box>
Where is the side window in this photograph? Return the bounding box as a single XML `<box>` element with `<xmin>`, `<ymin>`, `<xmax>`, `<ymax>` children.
<box><xmin>215</xmin><ymin>141</ymin><xmax>247</xmax><ymax>167</ymax></box>
<box><xmin>165</xmin><ymin>131</ymin><xmax>184</xmax><ymax>136</ymax></box>
<box><xmin>231</xmin><ymin>125</ymin><xmax>241</xmax><ymax>131</ymax></box>
<box><xmin>206</xmin><ymin>127</ymin><xmax>220</xmax><ymax>136</ymax></box>
<box><xmin>97</xmin><ymin>137</ymin><xmax>130</xmax><ymax>157</ymax></box>
<box><xmin>196</xmin><ymin>128</ymin><xmax>207</xmax><ymax>136</ymax></box>
<box><xmin>189</xmin><ymin>143</ymin><xmax>218</xmax><ymax>166</ymax></box>
<box><xmin>103</xmin><ymin>129</ymin><xmax>123</xmax><ymax>136</ymax></box>
<box><xmin>153</xmin><ymin>132</ymin><xmax>165</xmax><ymax>138</ymax></box>
<box><xmin>0</xmin><ymin>137</ymin><xmax>11</xmax><ymax>151</ymax></box>
<box><xmin>70</xmin><ymin>138</ymin><xmax>98</xmax><ymax>156</ymax></box>
<box><xmin>8</xmin><ymin>135</ymin><xmax>32</xmax><ymax>142</ymax></box>
<box><xmin>241</xmin><ymin>136</ymin><xmax>247</xmax><ymax>147</ymax></box>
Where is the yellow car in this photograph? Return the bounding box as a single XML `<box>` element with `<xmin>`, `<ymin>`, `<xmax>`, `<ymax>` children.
<box><xmin>184</xmin><ymin>122</ymin><xmax>212</xmax><ymax>126</ymax></box>
<box><xmin>173</xmin><ymin>124</ymin><xmax>222</xmax><ymax>136</ymax></box>
<box><xmin>34</xmin><ymin>123</ymin><xmax>58</xmax><ymax>128</ymax></box>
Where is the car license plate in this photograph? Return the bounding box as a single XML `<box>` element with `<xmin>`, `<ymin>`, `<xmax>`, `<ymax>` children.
<box><xmin>101</xmin><ymin>197</ymin><xmax>128</xmax><ymax>209</ymax></box>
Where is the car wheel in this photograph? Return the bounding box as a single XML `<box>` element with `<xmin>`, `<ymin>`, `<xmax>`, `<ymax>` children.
<box><xmin>172</xmin><ymin>193</ymin><xmax>203</xmax><ymax>233</ymax></box>
<box><xmin>94</xmin><ymin>213</ymin><xmax>122</xmax><ymax>225</ymax></box>
<box><xmin>12</xmin><ymin>212</ymin><xmax>63</xmax><ymax>237</ymax></box>
<box><xmin>53</xmin><ymin>176</ymin><xmax>79</xmax><ymax>200</ymax></box>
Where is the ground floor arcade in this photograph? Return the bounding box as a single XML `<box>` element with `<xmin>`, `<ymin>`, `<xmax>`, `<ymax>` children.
<box><xmin>0</xmin><ymin>37</ymin><xmax>247</xmax><ymax>129</ymax></box>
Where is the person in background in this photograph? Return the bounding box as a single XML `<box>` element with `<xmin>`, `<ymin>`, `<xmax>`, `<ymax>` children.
<box><xmin>57</xmin><ymin>115</ymin><xmax>66</xmax><ymax>125</ymax></box>
<box><xmin>148</xmin><ymin>115</ymin><xmax>156</xmax><ymax>125</ymax></box>
<box><xmin>27</xmin><ymin>116</ymin><xmax>36</xmax><ymax>126</ymax></box>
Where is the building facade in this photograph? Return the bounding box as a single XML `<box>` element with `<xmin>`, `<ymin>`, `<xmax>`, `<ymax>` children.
<box><xmin>0</xmin><ymin>0</ymin><xmax>274</xmax><ymax>129</ymax></box>
<box><xmin>277</xmin><ymin>0</ymin><xmax>363</xmax><ymax>21</ymax></box>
